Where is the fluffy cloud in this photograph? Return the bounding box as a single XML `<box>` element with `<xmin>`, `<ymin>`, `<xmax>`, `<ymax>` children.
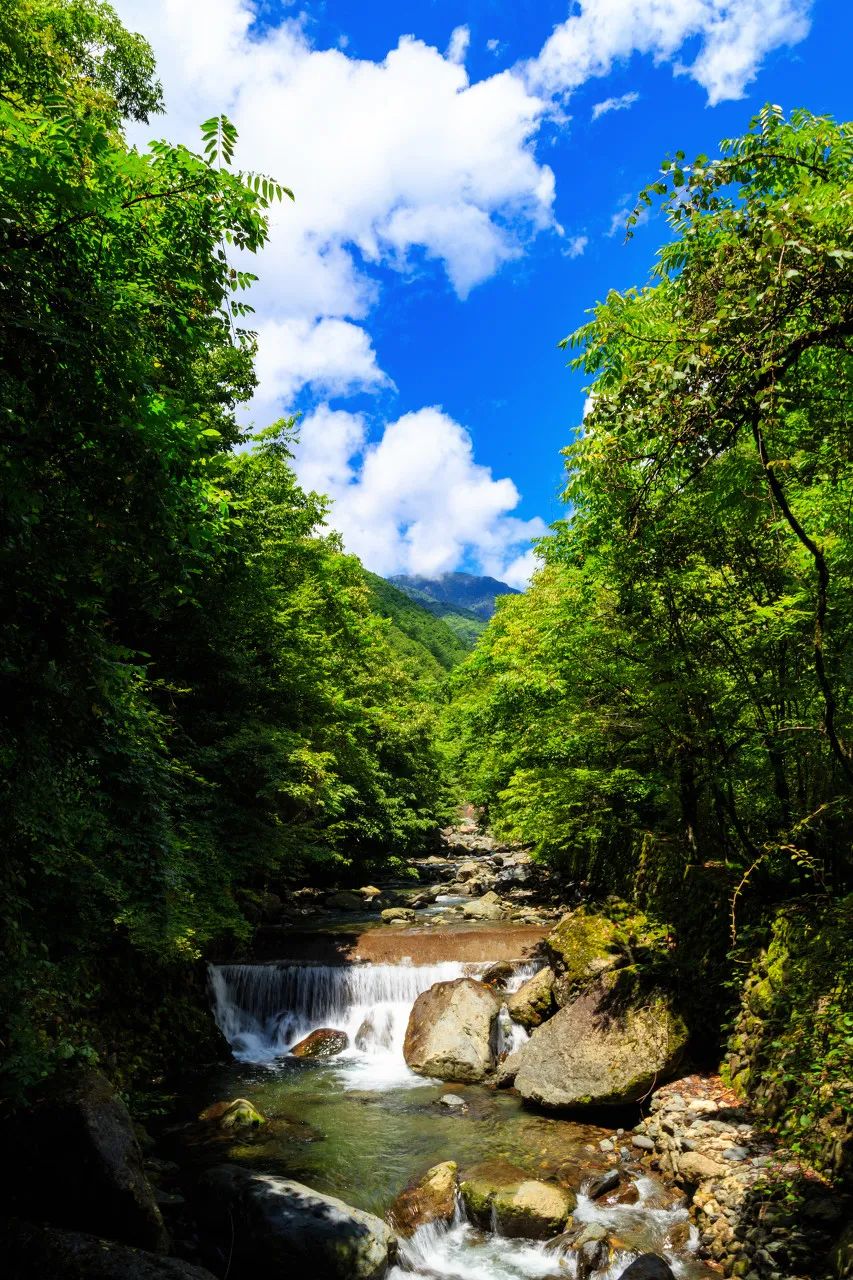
<box><xmin>292</xmin><ymin>405</ymin><xmax>547</xmax><ymax>586</ymax></box>
<box><xmin>118</xmin><ymin>0</ymin><xmax>555</xmax><ymax>403</ymax></box>
<box><xmin>526</xmin><ymin>0</ymin><xmax>811</xmax><ymax>106</ymax></box>
<box><xmin>591</xmin><ymin>90</ymin><xmax>640</xmax><ymax>120</ymax></box>
<box><xmin>564</xmin><ymin>234</ymin><xmax>589</xmax><ymax>258</ymax></box>
<box><xmin>251</xmin><ymin>318</ymin><xmax>390</xmax><ymax>416</ymax></box>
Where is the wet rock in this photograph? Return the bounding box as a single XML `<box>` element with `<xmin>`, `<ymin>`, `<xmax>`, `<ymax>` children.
<box><xmin>506</xmin><ymin>966</ymin><xmax>555</xmax><ymax>1029</ymax></box>
<box><xmin>459</xmin><ymin>1160</ymin><xmax>575</xmax><ymax>1239</ymax></box>
<box><xmin>290</xmin><ymin>1028</ymin><xmax>349</xmax><ymax>1059</ymax></box>
<box><xmin>7</xmin><ymin>1066</ymin><xmax>168</xmax><ymax>1252</ymax></box>
<box><xmin>404</xmin><ymin>978</ymin><xmax>500</xmax><ymax>1082</ymax></box>
<box><xmin>617</xmin><ymin>1256</ymin><xmax>676</xmax><ymax>1280</ymax></box>
<box><xmin>513</xmin><ymin>970</ymin><xmax>688</xmax><ymax>1109</ymax></box>
<box><xmin>381</xmin><ymin>907</ymin><xmax>415</xmax><ymax>923</ymax></box>
<box><xmin>198</xmin><ymin>1165</ymin><xmax>396</xmax><ymax>1279</ymax></box>
<box><xmin>2</xmin><ymin>1221</ymin><xmax>216</xmax><ymax>1280</ymax></box>
<box><xmin>198</xmin><ymin>1098</ymin><xmax>265</xmax><ymax>1130</ymax></box>
<box><xmin>587</xmin><ymin>1169</ymin><xmax>621</xmax><ymax>1199</ymax></box>
<box><xmin>462</xmin><ymin>891</ymin><xmax>505</xmax><ymax>921</ymax></box>
<box><xmin>389</xmin><ymin>1160</ymin><xmax>458</xmax><ymax>1236</ymax></box>
<box><xmin>437</xmin><ymin>1092</ymin><xmax>468</xmax><ymax>1111</ymax></box>
<box><xmin>355</xmin><ymin>1012</ymin><xmax>394</xmax><ymax>1052</ymax></box>
<box><xmin>482</xmin><ymin>961</ymin><xmax>517</xmax><ymax>989</ymax></box>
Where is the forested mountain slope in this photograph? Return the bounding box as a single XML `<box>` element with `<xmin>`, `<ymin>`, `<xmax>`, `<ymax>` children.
<box><xmin>389</xmin><ymin>572</ymin><xmax>520</xmax><ymax>645</ymax></box>
<box><xmin>364</xmin><ymin>572</ymin><xmax>469</xmax><ymax>676</ymax></box>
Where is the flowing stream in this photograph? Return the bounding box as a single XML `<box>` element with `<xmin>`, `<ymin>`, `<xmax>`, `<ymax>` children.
<box><xmin>205</xmin><ymin>950</ymin><xmax>706</xmax><ymax>1279</ymax></box>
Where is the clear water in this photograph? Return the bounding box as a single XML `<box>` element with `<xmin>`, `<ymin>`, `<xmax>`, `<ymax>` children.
<box><xmin>203</xmin><ymin>957</ymin><xmax>707</xmax><ymax>1279</ymax></box>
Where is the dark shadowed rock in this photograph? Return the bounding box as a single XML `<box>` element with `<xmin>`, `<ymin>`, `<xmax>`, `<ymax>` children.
<box><xmin>7</xmin><ymin>1067</ymin><xmax>167</xmax><ymax>1251</ymax></box>
<box><xmin>404</xmin><ymin>978</ymin><xmax>500</xmax><ymax>1082</ymax></box>
<box><xmin>2</xmin><ymin>1221</ymin><xmax>216</xmax><ymax>1280</ymax></box>
<box><xmin>291</xmin><ymin>1028</ymin><xmax>349</xmax><ymax>1058</ymax></box>
<box><xmin>618</xmin><ymin>1256</ymin><xmax>676</xmax><ymax>1280</ymax></box>
<box><xmin>198</xmin><ymin>1165</ymin><xmax>396</xmax><ymax>1279</ymax></box>
<box><xmin>513</xmin><ymin>970</ymin><xmax>688</xmax><ymax>1109</ymax></box>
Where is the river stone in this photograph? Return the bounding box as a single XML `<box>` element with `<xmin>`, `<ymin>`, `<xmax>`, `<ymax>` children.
<box><xmin>198</xmin><ymin>1098</ymin><xmax>265</xmax><ymax>1130</ymax></box>
<box><xmin>462</xmin><ymin>891</ymin><xmax>505</xmax><ymax>921</ymax></box>
<box><xmin>291</xmin><ymin>1028</ymin><xmax>349</xmax><ymax>1059</ymax></box>
<box><xmin>617</xmin><ymin>1256</ymin><xmax>676</xmax><ymax>1280</ymax></box>
<box><xmin>546</xmin><ymin>907</ymin><xmax>627</xmax><ymax>1005</ymax></box>
<box><xmin>325</xmin><ymin>890</ymin><xmax>364</xmax><ymax>911</ymax></box>
<box><xmin>2</xmin><ymin>1221</ymin><xmax>217</xmax><ymax>1280</ymax></box>
<box><xmin>676</xmin><ymin>1151</ymin><xmax>728</xmax><ymax>1181</ymax></box>
<box><xmin>513</xmin><ymin>970</ymin><xmax>688</xmax><ymax>1109</ymax></box>
<box><xmin>459</xmin><ymin>1160</ymin><xmax>575</xmax><ymax>1239</ymax></box>
<box><xmin>198</xmin><ymin>1165</ymin><xmax>396</xmax><ymax>1280</ymax></box>
<box><xmin>8</xmin><ymin>1066</ymin><xmax>168</xmax><ymax>1252</ymax></box>
<box><xmin>506</xmin><ymin>966</ymin><xmax>555</xmax><ymax>1029</ymax></box>
<box><xmin>388</xmin><ymin>1160</ymin><xmax>458</xmax><ymax>1236</ymax></box>
<box><xmin>404</xmin><ymin>978</ymin><xmax>500</xmax><ymax>1082</ymax></box>
<box><xmin>381</xmin><ymin>907</ymin><xmax>415</xmax><ymax>923</ymax></box>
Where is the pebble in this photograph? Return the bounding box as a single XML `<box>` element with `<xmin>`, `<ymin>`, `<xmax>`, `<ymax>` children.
<box><xmin>599</xmin><ymin>1138</ymin><xmax>615</xmax><ymax>1152</ymax></box>
<box><xmin>632</xmin><ymin>1135</ymin><xmax>655</xmax><ymax>1150</ymax></box>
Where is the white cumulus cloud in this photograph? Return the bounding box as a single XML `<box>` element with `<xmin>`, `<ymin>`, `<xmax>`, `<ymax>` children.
<box><xmin>292</xmin><ymin>405</ymin><xmax>547</xmax><ymax>586</ymax></box>
<box><xmin>446</xmin><ymin>25</ymin><xmax>471</xmax><ymax>65</ymax></box>
<box><xmin>526</xmin><ymin>0</ymin><xmax>811</xmax><ymax>107</ymax></box>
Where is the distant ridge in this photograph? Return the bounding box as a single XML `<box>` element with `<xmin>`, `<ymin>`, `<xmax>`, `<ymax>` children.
<box><xmin>388</xmin><ymin>572</ymin><xmax>519</xmax><ymax>645</ymax></box>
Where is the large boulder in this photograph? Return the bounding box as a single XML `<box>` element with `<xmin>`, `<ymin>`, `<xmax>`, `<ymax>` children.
<box><xmin>388</xmin><ymin>1161</ymin><xmax>457</xmax><ymax>1236</ymax></box>
<box><xmin>462</xmin><ymin>891</ymin><xmax>504</xmax><ymax>921</ymax></box>
<box><xmin>403</xmin><ymin>978</ymin><xmax>500</xmax><ymax>1082</ymax></box>
<box><xmin>513</xmin><ymin>970</ymin><xmax>688</xmax><ymax>1109</ymax></box>
<box><xmin>506</xmin><ymin>966</ymin><xmax>555</xmax><ymax>1029</ymax></box>
<box><xmin>546</xmin><ymin>907</ymin><xmax>628</xmax><ymax>1005</ymax></box>
<box><xmin>198</xmin><ymin>1165</ymin><xmax>396</xmax><ymax>1280</ymax></box>
<box><xmin>290</xmin><ymin>1028</ymin><xmax>349</xmax><ymax>1059</ymax></box>
<box><xmin>7</xmin><ymin>1067</ymin><xmax>168</xmax><ymax>1251</ymax></box>
<box><xmin>2</xmin><ymin>1222</ymin><xmax>216</xmax><ymax>1280</ymax></box>
<box><xmin>459</xmin><ymin>1160</ymin><xmax>575</xmax><ymax>1239</ymax></box>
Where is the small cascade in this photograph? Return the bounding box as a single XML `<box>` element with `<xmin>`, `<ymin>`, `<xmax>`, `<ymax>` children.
<box><xmin>209</xmin><ymin>960</ymin><xmax>477</xmax><ymax>1081</ymax></box>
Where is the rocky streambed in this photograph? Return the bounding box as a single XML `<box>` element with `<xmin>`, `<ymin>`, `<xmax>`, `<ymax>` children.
<box><xmin>6</xmin><ymin>823</ymin><xmax>848</xmax><ymax>1280</ymax></box>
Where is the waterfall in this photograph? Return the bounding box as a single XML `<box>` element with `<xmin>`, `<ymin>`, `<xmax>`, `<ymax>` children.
<box><xmin>209</xmin><ymin>960</ymin><xmax>478</xmax><ymax>1080</ymax></box>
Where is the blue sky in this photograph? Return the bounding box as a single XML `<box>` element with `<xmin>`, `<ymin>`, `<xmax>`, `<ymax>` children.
<box><xmin>118</xmin><ymin>0</ymin><xmax>851</xmax><ymax>585</ymax></box>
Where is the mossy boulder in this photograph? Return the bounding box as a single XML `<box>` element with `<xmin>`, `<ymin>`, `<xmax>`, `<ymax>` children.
<box><xmin>513</xmin><ymin>969</ymin><xmax>688</xmax><ymax>1109</ymax></box>
<box><xmin>459</xmin><ymin>1160</ymin><xmax>575</xmax><ymax>1239</ymax></box>
<box><xmin>388</xmin><ymin>1160</ymin><xmax>457</xmax><ymax>1236</ymax></box>
<box><xmin>198</xmin><ymin>1098</ymin><xmax>265</xmax><ymax>1130</ymax></box>
<box><xmin>546</xmin><ymin>907</ymin><xmax>628</xmax><ymax>1004</ymax></box>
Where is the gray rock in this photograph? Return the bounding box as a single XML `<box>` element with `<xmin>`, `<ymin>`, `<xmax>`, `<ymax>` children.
<box><xmin>513</xmin><ymin>971</ymin><xmax>688</xmax><ymax>1109</ymax></box>
<box><xmin>404</xmin><ymin>978</ymin><xmax>500</xmax><ymax>1082</ymax></box>
<box><xmin>632</xmin><ymin>1135</ymin><xmax>655</xmax><ymax>1150</ymax></box>
<box><xmin>722</xmin><ymin>1146</ymin><xmax>750</xmax><ymax>1161</ymax></box>
<box><xmin>2</xmin><ymin>1222</ymin><xmax>215</xmax><ymax>1280</ymax></box>
<box><xmin>438</xmin><ymin>1093</ymin><xmax>468</xmax><ymax>1111</ymax></box>
<box><xmin>462</xmin><ymin>891</ymin><xmax>505</xmax><ymax>921</ymax></box>
<box><xmin>198</xmin><ymin>1165</ymin><xmax>396</xmax><ymax>1280</ymax></box>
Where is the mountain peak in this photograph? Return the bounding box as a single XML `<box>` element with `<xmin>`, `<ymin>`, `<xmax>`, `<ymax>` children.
<box><xmin>388</xmin><ymin>572</ymin><xmax>519</xmax><ymax>621</ymax></box>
